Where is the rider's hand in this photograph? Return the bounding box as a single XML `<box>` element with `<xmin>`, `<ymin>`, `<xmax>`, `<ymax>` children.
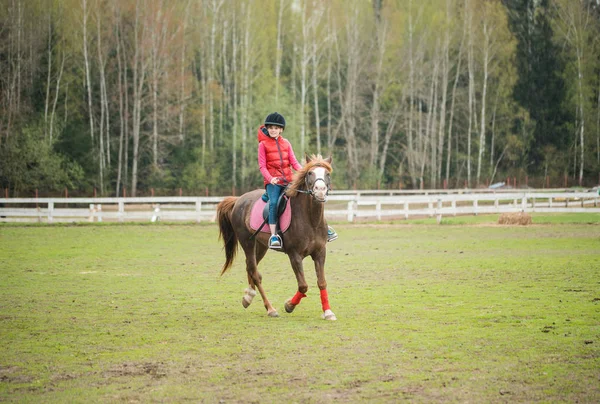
<box><xmin>270</xmin><ymin>177</ymin><xmax>279</xmax><ymax>185</ymax></box>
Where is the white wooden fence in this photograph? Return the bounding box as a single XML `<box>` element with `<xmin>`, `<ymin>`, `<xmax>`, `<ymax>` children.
<box><xmin>1</xmin><ymin>189</ymin><xmax>598</xmax><ymax>223</ymax></box>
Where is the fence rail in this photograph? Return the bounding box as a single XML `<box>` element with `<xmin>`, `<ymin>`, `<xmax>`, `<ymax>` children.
<box><xmin>1</xmin><ymin>189</ymin><xmax>599</xmax><ymax>223</ymax></box>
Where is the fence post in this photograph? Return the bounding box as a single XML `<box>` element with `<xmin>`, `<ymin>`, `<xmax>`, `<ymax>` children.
<box><xmin>118</xmin><ymin>201</ymin><xmax>125</xmax><ymax>223</ymax></box>
<box><xmin>452</xmin><ymin>199</ymin><xmax>456</xmax><ymax>216</ymax></box>
<box><xmin>521</xmin><ymin>196</ymin><xmax>527</xmax><ymax>212</ymax></box>
<box><xmin>89</xmin><ymin>204</ymin><xmax>95</xmax><ymax>222</ymax></box>
<box><xmin>48</xmin><ymin>202</ymin><xmax>54</xmax><ymax>223</ymax></box>
<box><xmin>97</xmin><ymin>204</ymin><xmax>102</xmax><ymax>222</ymax></box>
<box><xmin>404</xmin><ymin>201</ymin><xmax>409</xmax><ymax>220</ymax></box>
<box><xmin>428</xmin><ymin>198</ymin><xmax>433</xmax><ymax>217</ymax></box>
<box><xmin>151</xmin><ymin>205</ymin><xmax>160</xmax><ymax>222</ymax></box>
<box><xmin>376</xmin><ymin>201</ymin><xmax>381</xmax><ymax>221</ymax></box>
<box><xmin>347</xmin><ymin>201</ymin><xmax>354</xmax><ymax>222</ymax></box>
<box><xmin>195</xmin><ymin>200</ymin><xmax>202</xmax><ymax>223</ymax></box>
<box><xmin>473</xmin><ymin>199</ymin><xmax>478</xmax><ymax>216</ymax></box>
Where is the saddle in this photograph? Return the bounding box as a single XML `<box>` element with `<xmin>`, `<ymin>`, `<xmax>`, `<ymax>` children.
<box><xmin>249</xmin><ymin>192</ymin><xmax>292</xmax><ymax>236</ymax></box>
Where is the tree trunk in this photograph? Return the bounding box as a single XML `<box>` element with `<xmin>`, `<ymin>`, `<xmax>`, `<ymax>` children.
<box><xmin>275</xmin><ymin>0</ymin><xmax>285</xmax><ymax>102</ymax></box>
<box><xmin>49</xmin><ymin>51</ymin><xmax>65</xmax><ymax>143</ymax></box>
<box><xmin>82</xmin><ymin>0</ymin><xmax>95</xmax><ymax>144</ymax></box>
<box><xmin>466</xmin><ymin>0</ymin><xmax>474</xmax><ymax>187</ymax></box>
<box><xmin>476</xmin><ymin>19</ymin><xmax>489</xmax><ymax>187</ymax></box>
<box><xmin>300</xmin><ymin>0</ymin><xmax>309</xmax><ymax>158</ymax></box>
<box><xmin>407</xmin><ymin>0</ymin><xmax>417</xmax><ymax>187</ymax></box>
<box><xmin>370</xmin><ymin>21</ymin><xmax>386</xmax><ymax>169</ymax></box>
<box><xmin>115</xmin><ymin>1</ymin><xmax>125</xmax><ymax>196</ymax></box>
<box><xmin>231</xmin><ymin>6</ymin><xmax>239</xmax><ymax>192</ymax></box>
<box><xmin>131</xmin><ymin>0</ymin><xmax>147</xmax><ymax>197</ymax></box>
<box><xmin>44</xmin><ymin>11</ymin><xmax>52</xmax><ymax>140</ymax></box>
<box><xmin>576</xmin><ymin>48</ymin><xmax>584</xmax><ymax>185</ymax></box>
<box><xmin>311</xmin><ymin>22</ymin><xmax>321</xmax><ymax>155</ymax></box>
<box><xmin>446</xmin><ymin>5</ymin><xmax>466</xmax><ymax>186</ymax></box>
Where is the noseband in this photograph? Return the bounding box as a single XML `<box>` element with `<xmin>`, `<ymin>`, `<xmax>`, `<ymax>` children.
<box><xmin>295</xmin><ymin>168</ymin><xmax>330</xmax><ymax>202</ymax></box>
<box><xmin>306</xmin><ymin>177</ymin><xmax>330</xmax><ymax>202</ymax></box>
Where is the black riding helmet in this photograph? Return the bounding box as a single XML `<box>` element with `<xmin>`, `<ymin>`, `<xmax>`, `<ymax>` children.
<box><xmin>264</xmin><ymin>112</ymin><xmax>286</xmax><ymax>129</ymax></box>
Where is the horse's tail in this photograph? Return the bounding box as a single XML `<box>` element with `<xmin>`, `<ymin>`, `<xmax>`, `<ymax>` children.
<box><xmin>216</xmin><ymin>196</ymin><xmax>239</xmax><ymax>275</ymax></box>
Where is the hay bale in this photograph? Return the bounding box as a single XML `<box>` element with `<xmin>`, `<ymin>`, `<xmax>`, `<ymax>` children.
<box><xmin>498</xmin><ymin>212</ymin><xmax>532</xmax><ymax>225</ymax></box>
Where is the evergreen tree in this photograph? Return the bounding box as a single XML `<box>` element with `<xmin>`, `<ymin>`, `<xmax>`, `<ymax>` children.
<box><xmin>503</xmin><ymin>0</ymin><xmax>572</xmax><ymax>170</ymax></box>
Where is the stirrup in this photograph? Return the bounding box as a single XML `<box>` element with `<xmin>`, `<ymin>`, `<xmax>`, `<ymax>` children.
<box><xmin>327</xmin><ymin>226</ymin><xmax>338</xmax><ymax>242</ymax></box>
<box><xmin>268</xmin><ymin>234</ymin><xmax>282</xmax><ymax>249</ymax></box>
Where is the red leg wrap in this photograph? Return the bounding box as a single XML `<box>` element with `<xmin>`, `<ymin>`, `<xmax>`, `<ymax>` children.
<box><xmin>320</xmin><ymin>289</ymin><xmax>331</xmax><ymax>311</ymax></box>
<box><xmin>290</xmin><ymin>291</ymin><xmax>307</xmax><ymax>305</ymax></box>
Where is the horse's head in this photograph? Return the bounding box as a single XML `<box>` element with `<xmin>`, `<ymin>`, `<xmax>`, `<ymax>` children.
<box><xmin>304</xmin><ymin>154</ymin><xmax>332</xmax><ymax>202</ymax></box>
<box><xmin>286</xmin><ymin>154</ymin><xmax>333</xmax><ymax>202</ymax></box>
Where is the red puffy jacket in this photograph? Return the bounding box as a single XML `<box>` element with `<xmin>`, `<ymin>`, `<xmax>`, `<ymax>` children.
<box><xmin>257</xmin><ymin>125</ymin><xmax>300</xmax><ymax>186</ymax></box>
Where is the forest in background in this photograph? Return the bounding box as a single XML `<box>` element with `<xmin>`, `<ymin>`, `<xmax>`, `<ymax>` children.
<box><xmin>1</xmin><ymin>0</ymin><xmax>600</xmax><ymax>197</ymax></box>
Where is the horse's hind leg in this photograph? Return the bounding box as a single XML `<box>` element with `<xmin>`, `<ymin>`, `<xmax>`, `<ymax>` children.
<box><xmin>242</xmin><ymin>272</ymin><xmax>257</xmax><ymax>308</ymax></box>
<box><xmin>241</xmin><ymin>246</ymin><xmax>267</xmax><ymax>308</ymax></box>
<box><xmin>241</xmin><ymin>241</ymin><xmax>278</xmax><ymax>317</ymax></box>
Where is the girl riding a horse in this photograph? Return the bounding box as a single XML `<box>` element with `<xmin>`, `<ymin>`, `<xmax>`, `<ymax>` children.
<box><xmin>257</xmin><ymin>112</ymin><xmax>302</xmax><ymax>249</ymax></box>
<box><xmin>258</xmin><ymin>112</ymin><xmax>338</xmax><ymax>249</ymax></box>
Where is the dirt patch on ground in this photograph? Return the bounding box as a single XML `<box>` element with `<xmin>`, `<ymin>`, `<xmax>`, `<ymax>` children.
<box><xmin>104</xmin><ymin>362</ymin><xmax>167</xmax><ymax>380</ymax></box>
<box><xmin>0</xmin><ymin>366</ymin><xmax>33</xmax><ymax>384</ymax></box>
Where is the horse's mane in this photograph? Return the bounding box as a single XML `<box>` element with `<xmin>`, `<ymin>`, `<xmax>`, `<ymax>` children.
<box><xmin>286</xmin><ymin>154</ymin><xmax>332</xmax><ymax>197</ymax></box>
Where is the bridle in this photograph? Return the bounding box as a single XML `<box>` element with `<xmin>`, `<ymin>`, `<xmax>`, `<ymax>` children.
<box><xmin>295</xmin><ymin>166</ymin><xmax>331</xmax><ymax>203</ymax></box>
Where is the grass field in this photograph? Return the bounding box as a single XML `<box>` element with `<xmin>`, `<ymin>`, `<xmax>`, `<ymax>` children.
<box><xmin>1</xmin><ymin>215</ymin><xmax>599</xmax><ymax>402</ymax></box>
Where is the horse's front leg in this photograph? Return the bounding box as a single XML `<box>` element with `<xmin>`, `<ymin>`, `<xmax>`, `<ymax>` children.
<box><xmin>312</xmin><ymin>248</ymin><xmax>336</xmax><ymax>321</ymax></box>
<box><xmin>284</xmin><ymin>252</ymin><xmax>308</xmax><ymax>314</ymax></box>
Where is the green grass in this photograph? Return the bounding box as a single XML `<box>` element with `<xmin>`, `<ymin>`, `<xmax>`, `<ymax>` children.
<box><xmin>0</xmin><ymin>221</ymin><xmax>599</xmax><ymax>402</ymax></box>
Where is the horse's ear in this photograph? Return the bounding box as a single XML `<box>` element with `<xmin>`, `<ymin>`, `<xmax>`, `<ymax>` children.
<box><xmin>325</xmin><ymin>155</ymin><xmax>333</xmax><ymax>165</ymax></box>
<box><xmin>305</xmin><ymin>153</ymin><xmax>312</xmax><ymax>164</ymax></box>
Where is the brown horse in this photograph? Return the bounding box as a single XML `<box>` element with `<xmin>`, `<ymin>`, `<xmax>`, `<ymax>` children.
<box><xmin>216</xmin><ymin>154</ymin><xmax>336</xmax><ymax>320</ymax></box>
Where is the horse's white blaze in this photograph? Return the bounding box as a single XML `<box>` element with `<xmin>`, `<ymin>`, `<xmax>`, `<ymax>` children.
<box><xmin>312</xmin><ymin>167</ymin><xmax>328</xmax><ymax>201</ymax></box>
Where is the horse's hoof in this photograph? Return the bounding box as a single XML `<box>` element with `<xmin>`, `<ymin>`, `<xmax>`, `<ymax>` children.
<box><xmin>284</xmin><ymin>299</ymin><xmax>296</xmax><ymax>313</ymax></box>
<box><xmin>242</xmin><ymin>297</ymin><xmax>251</xmax><ymax>308</ymax></box>
<box><xmin>242</xmin><ymin>288</ymin><xmax>256</xmax><ymax>308</ymax></box>
<box><xmin>268</xmin><ymin>310</ymin><xmax>279</xmax><ymax>318</ymax></box>
<box><xmin>322</xmin><ymin>309</ymin><xmax>337</xmax><ymax>321</ymax></box>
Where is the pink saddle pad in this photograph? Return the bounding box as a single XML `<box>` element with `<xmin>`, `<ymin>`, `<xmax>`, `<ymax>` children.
<box><xmin>249</xmin><ymin>197</ymin><xmax>292</xmax><ymax>234</ymax></box>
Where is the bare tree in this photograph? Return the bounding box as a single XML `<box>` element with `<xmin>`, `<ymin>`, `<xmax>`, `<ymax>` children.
<box><xmin>44</xmin><ymin>9</ymin><xmax>52</xmax><ymax>140</ymax></box>
<box><xmin>131</xmin><ymin>0</ymin><xmax>148</xmax><ymax>197</ymax></box>
<box><xmin>275</xmin><ymin>0</ymin><xmax>285</xmax><ymax>102</ymax></box>
<box><xmin>476</xmin><ymin>5</ymin><xmax>490</xmax><ymax>186</ymax></box>
<box><xmin>115</xmin><ymin>0</ymin><xmax>125</xmax><ymax>196</ymax></box>
<box><xmin>82</xmin><ymin>0</ymin><xmax>95</xmax><ymax>145</ymax></box>
<box><xmin>466</xmin><ymin>0</ymin><xmax>475</xmax><ymax>187</ymax></box>
<box><xmin>446</xmin><ymin>2</ymin><xmax>467</xmax><ymax>186</ymax></box>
